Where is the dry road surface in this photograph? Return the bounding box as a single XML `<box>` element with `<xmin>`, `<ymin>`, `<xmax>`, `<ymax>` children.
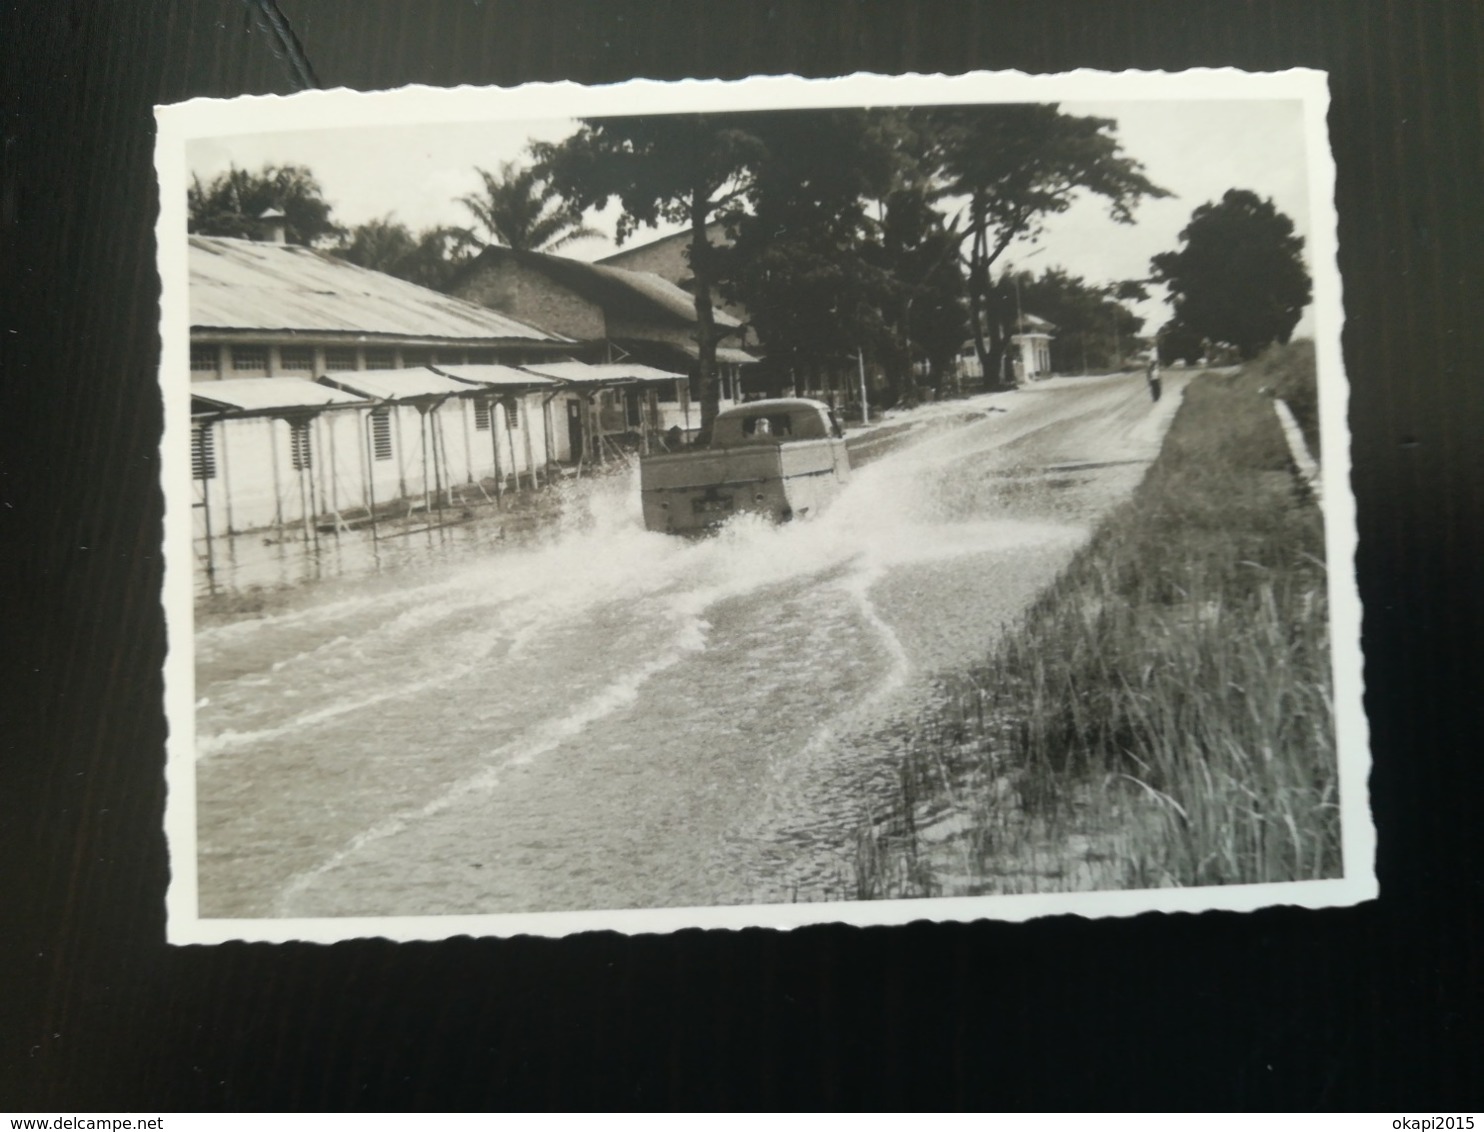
<box><xmin>192</xmin><ymin>369</ymin><xmax>1189</xmax><ymax>919</ymax></box>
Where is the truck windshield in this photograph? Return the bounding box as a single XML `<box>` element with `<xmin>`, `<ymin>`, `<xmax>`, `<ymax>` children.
<box><xmin>742</xmin><ymin>414</ymin><xmax>793</xmax><ymax>438</ymax></box>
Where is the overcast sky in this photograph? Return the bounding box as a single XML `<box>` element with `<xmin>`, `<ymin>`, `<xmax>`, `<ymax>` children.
<box><xmin>187</xmin><ymin>98</ymin><xmax>1315</xmax><ymax>339</ymax></box>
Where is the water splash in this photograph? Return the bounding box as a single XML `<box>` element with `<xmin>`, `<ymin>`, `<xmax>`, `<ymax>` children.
<box><xmin>196</xmin><ymin>388</ymin><xmax>1165</xmax><ymax>916</ymax></box>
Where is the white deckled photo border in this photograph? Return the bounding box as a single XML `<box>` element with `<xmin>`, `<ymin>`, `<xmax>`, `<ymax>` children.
<box><xmin>157</xmin><ymin>68</ymin><xmax>1373</xmax><ymax>945</ymax></box>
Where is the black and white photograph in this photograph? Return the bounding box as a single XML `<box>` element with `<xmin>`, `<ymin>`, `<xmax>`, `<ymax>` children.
<box><xmin>157</xmin><ymin>69</ymin><xmax>1372</xmax><ymax>943</ymax></box>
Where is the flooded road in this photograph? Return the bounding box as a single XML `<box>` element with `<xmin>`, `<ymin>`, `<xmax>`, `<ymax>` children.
<box><xmin>194</xmin><ymin>372</ymin><xmax>1188</xmax><ymax>918</ymax></box>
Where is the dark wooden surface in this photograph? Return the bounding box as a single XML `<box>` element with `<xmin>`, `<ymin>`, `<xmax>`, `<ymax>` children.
<box><xmin>3</xmin><ymin>0</ymin><xmax>1481</xmax><ymax>1110</ymax></box>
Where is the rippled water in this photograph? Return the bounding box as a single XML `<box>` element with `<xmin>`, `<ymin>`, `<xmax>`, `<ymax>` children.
<box><xmin>194</xmin><ymin>377</ymin><xmax>1176</xmax><ymax>918</ymax></box>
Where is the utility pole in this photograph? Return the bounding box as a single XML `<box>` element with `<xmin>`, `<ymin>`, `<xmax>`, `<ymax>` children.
<box><xmin>856</xmin><ymin>347</ymin><xmax>869</xmax><ymax>423</ymax></box>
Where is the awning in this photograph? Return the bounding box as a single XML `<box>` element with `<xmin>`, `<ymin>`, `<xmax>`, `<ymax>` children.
<box><xmin>522</xmin><ymin>361</ymin><xmax>686</xmax><ymax>387</ymax></box>
<box><xmin>431</xmin><ymin>363</ymin><xmax>561</xmax><ymax>391</ymax></box>
<box><xmin>680</xmin><ymin>344</ymin><xmax>760</xmax><ymax>365</ymax></box>
<box><xmin>317</xmin><ymin>367</ymin><xmax>476</xmax><ymax>401</ymax></box>
<box><xmin>191</xmin><ymin>377</ymin><xmax>368</xmax><ymax>418</ymax></box>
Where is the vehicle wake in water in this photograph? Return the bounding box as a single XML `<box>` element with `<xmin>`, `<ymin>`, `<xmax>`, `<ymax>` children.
<box><xmin>194</xmin><ymin>377</ymin><xmax>1179</xmax><ymax>918</ymax></box>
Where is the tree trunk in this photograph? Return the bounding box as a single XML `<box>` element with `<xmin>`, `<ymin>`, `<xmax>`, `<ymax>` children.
<box><xmin>897</xmin><ymin>307</ymin><xmax>919</xmax><ymax>406</ymax></box>
<box><xmin>985</xmin><ymin>318</ymin><xmax>1010</xmax><ymax>389</ymax></box>
<box><xmin>689</xmin><ymin>192</ymin><xmax>721</xmax><ymax>439</ymax></box>
<box><xmin>966</xmin><ymin>220</ymin><xmax>994</xmax><ymax>387</ymax></box>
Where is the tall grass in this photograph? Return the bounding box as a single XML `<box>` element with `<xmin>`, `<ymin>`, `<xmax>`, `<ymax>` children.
<box><xmin>857</xmin><ymin>345</ymin><xmax>1340</xmax><ymax>897</ymax></box>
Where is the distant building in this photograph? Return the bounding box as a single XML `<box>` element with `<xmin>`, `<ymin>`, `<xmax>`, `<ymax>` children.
<box><xmin>956</xmin><ymin>313</ymin><xmax>1057</xmax><ymax>385</ymax></box>
<box><xmin>189</xmin><ymin>233</ymin><xmax>569</xmax><ymax>381</ymax></box>
<box><xmin>1012</xmin><ymin>313</ymin><xmax>1056</xmax><ymax>380</ymax></box>
<box><xmin>185</xmin><ymin>234</ymin><xmax>684</xmax><ymax>574</ymax></box>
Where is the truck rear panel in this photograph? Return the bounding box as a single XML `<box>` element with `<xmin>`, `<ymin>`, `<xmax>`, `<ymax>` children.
<box><xmin>640</xmin><ymin>439</ymin><xmax>847</xmax><ymax>533</ymax></box>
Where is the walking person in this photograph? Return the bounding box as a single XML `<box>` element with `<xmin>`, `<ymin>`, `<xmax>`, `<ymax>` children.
<box><xmin>1145</xmin><ymin>351</ymin><xmax>1162</xmax><ymax>402</ymax></box>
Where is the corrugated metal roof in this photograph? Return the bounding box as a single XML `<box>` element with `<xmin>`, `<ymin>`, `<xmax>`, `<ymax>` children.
<box><xmin>584</xmin><ymin>262</ymin><xmax>742</xmax><ymax>329</ymax></box>
<box><xmin>190</xmin><ymin>236</ymin><xmax>567</xmax><ymax>342</ymax></box>
<box><xmin>523</xmin><ymin>362</ymin><xmax>685</xmax><ymax>387</ymax></box>
<box><xmin>191</xmin><ymin>377</ymin><xmax>368</xmax><ymax>415</ymax></box>
<box><xmin>317</xmin><ymin>368</ymin><xmax>476</xmax><ymax>401</ymax></box>
<box><xmin>680</xmin><ymin>344</ymin><xmax>760</xmax><ymax>364</ymax></box>
<box><xmin>431</xmin><ymin>363</ymin><xmax>560</xmax><ymax>390</ymax></box>
<box><xmin>461</xmin><ymin>247</ymin><xmax>741</xmax><ymax>331</ymax></box>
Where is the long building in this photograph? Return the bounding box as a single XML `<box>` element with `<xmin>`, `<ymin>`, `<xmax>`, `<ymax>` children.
<box><xmin>187</xmin><ymin>229</ymin><xmax>689</xmax><ymax>569</ymax></box>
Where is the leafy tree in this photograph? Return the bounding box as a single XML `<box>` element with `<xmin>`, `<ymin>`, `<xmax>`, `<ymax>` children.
<box><xmin>713</xmin><ymin>108</ymin><xmax>966</xmax><ymax>409</ymax></box>
<box><xmin>457</xmin><ymin>161</ymin><xmax>599</xmax><ymax>253</ymax></box>
<box><xmin>929</xmin><ymin>105</ymin><xmax>1170</xmax><ymax>386</ymax></box>
<box><xmin>879</xmin><ymin>188</ymin><xmax>970</xmax><ymax>400</ymax></box>
<box><xmin>718</xmin><ymin>109</ymin><xmax>907</xmax><ymax>405</ymax></box>
<box><xmin>863</xmin><ymin>110</ymin><xmax>971</xmax><ymax>403</ymax></box>
<box><xmin>535</xmin><ymin>117</ymin><xmax>767</xmax><ymax>434</ymax></box>
<box><xmin>1150</xmin><ymin>188</ymin><xmax>1311</xmax><ymax>359</ymax></box>
<box><xmin>332</xmin><ymin>217</ymin><xmax>479</xmax><ymax>292</ymax></box>
<box><xmin>187</xmin><ymin>163</ymin><xmax>342</xmax><ymax>246</ymax></box>
<box><xmin>1153</xmin><ymin>318</ymin><xmax>1205</xmax><ymax>366</ymax></box>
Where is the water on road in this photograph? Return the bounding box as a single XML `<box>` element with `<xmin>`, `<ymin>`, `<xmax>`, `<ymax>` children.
<box><xmin>194</xmin><ymin>372</ymin><xmax>1185</xmax><ymax>918</ymax></box>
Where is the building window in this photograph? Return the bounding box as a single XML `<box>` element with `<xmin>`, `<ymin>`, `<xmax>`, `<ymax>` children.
<box><xmin>466</xmin><ymin>349</ymin><xmax>495</xmax><ymax>365</ymax></box>
<box><xmin>232</xmin><ymin>346</ymin><xmax>267</xmax><ymax>372</ymax></box>
<box><xmin>474</xmin><ymin>400</ymin><xmax>492</xmax><ymax>431</ymax></box>
<box><xmin>191</xmin><ymin>424</ymin><xmax>216</xmax><ymax>480</ymax></box>
<box><xmin>401</xmin><ymin>349</ymin><xmax>431</xmax><ymax>368</ymax></box>
<box><xmin>370</xmin><ymin>410</ymin><xmax>392</xmax><ymax>460</ymax></box>
<box><xmin>190</xmin><ymin>344</ymin><xmax>218</xmax><ymax>374</ymax></box>
<box><xmin>656</xmin><ymin>381</ymin><xmax>678</xmax><ymax>404</ymax></box>
<box><xmin>324</xmin><ymin>347</ymin><xmax>358</xmax><ymax>371</ymax></box>
<box><xmin>503</xmin><ymin>398</ymin><xmax>519</xmax><ymax>430</ymax></box>
<box><xmin>289</xmin><ymin>419</ymin><xmax>313</xmax><ymax>471</ymax></box>
<box><xmin>278</xmin><ymin>346</ymin><xmax>314</xmax><ymax>372</ymax></box>
<box><xmin>364</xmin><ymin>348</ymin><xmax>395</xmax><ymax>370</ymax></box>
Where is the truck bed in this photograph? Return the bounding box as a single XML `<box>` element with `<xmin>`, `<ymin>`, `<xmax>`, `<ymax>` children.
<box><xmin>639</xmin><ymin>439</ymin><xmax>848</xmax><ymax>533</ymax></box>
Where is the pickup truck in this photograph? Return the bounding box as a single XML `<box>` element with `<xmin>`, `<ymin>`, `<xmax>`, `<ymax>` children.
<box><xmin>639</xmin><ymin>398</ymin><xmax>851</xmax><ymax>534</ymax></box>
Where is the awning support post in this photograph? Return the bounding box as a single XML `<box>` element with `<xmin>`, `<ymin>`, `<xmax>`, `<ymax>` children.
<box><xmin>522</xmin><ymin>397</ymin><xmax>539</xmax><ymax>490</ymax></box>
<box><xmin>268</xmin><ymin>415</ymin><xmax>285</xmax><ymax>538</ymax></box>
<box><xmin>488</xmin><ymin>396</ymin><xmax>504</xmax><ymax>507</ymax></box>
<box><xmin>362</xmin><ymin>409</ymin><xmax>379</xmax><ymax>547</ymax></box>
<box><xmin>196</xmin><ymin>420</ymin><xmax>217</xmax><ymax>592</ymax></box>
<box><xmin>502</xmin><ymin>396</ymin><xmax>520</xmax><ymax>492</ymax></box>
<box><xmin>541</xmin><ymin>390</ymin><xmax>561</xmax><ymax>478</ymax></box>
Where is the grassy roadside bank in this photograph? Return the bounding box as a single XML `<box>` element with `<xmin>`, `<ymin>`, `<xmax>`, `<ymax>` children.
<box><xmin>856</xmin><ymin>343</ymin><xmax>1340</xmax><ymax>898</ymax></box>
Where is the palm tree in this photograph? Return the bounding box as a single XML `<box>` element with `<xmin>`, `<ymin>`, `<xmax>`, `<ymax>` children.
<box><xmin>333</xmin><ymin>217</ymin><xmax>480</xmax><ymax>291</ymax></box>
<box><xmin>457</xmin><ymin>161</ymin><xmax>599</xmax><ymax>253</ymax></box>
<box><xmin>188</xmin><ymin>163</ymin><xmax>342</xmax><ymax>246</ymax></box>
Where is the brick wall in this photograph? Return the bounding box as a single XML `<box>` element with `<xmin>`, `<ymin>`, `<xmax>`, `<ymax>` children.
<box><xmin>599</xmin><ymin>228</ymin><xmax>702</xmax><ymax>282</ymax></box>
<box><xmin>599</xmin><ymin>225</ymin><xmax>752</xmax><ymax>331</ymax></box>
<box><xmin>454</xmin><ymin>257</ymin><xmax>608</xmax><ymax>342</ymax></box>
